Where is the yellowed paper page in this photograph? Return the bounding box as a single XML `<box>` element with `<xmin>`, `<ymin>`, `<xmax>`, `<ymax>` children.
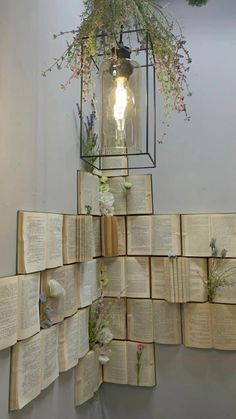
<box><xmin>126</xmin><ymin>257</ymin><xmax>150</xmax><ymax>298</ymax></box>
<box><xmin>17</xmin><ymin>211</ymin><xmax>47</xmax><ymax>273</ymax></box>
<box><xmin>40</xmin><ymin>325</ymin><xmax>59</xmax><ymax>390</ymax></box>
<box><xmin>127</xmin><ymin>299</ymin><xmax>153</xmax><ymax>342</ymax></box>
<box><xmin>0</xmin><ymin>276</ymin><xmax>18</xmax><ymax>350</ymax></box>
<box><xmin>10</xmin><ymin>333</ymin><xmax>41</xmax><ymax>410</ymax></box>
<box><xmin>151</xmin><ymin>215</ymin><xmax>181</xmax><ymax>256</ymax></box>
<box><xmin>63</xmin><ymin>215</ymin><xmax>77</xmax><ymax>264</ymax></box>
<box><xmin>104</xmin><ymin>298</ymin><xmax>127</xmax><ymax>339</ymax></box>
<box><xmin>183</xmin><ymin>302</ymin><xmax>212</xmax><ymax>349</ymax></box>
<box><xmin>126</xmin><ymin>175</ymin><xmax>153</xmax><ymax>215</ymax></box>
<box><xmin>153</xmin><ymin>300</ymin><xmax>182</xmax><ymax>344</ymax></box>
<box><xmin>75</xmin><ymin>351</ymin><xmax>102</xmax><ymax>406</ymax></box>
<box><xmin>103</xmin><ymin>340</ymin><xmax>128</xmax><ymax>384</ymax></box>
<box><xmin>17</xmin><ymin>273</ymin><xmax>40</xmax><ymax>340</ymax></box>
<box><xmin>46</xmin><ymin>213</ymin><xmax>63</xmax><ymax>269</ymax></box>
<box><xmin>212</xmin><ymin>304</ymin><xmax>236</xmax><ymax>350</ymax></box>
<box><xmin>127</xmin><ymin>216</ymin><xmax>152</xmax><ymax>255</ymax></box>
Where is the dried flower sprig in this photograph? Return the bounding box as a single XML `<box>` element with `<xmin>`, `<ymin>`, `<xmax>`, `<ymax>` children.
<box><xmin>43</xmin><ymin>0</ymin><xmax>194</xmax><ymax>117</ymax></box>
<box><xmin>206</xmin><ymin>239</ymin><xmax>235</xmax><ymax>303</ymax></box>
<box><xmin>76</xmin><ymin>95</ymin><xmax>99</xmax><ymax>173</ymax></box>
<box><xmin>136</xmin><ymin>343</ymin><xmax>145</xmax><ymax>385</ymax></box>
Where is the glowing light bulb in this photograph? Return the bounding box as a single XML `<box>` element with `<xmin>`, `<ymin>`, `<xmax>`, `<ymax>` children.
<box><xmin>113</xmin><ymin>77</ymin><xmax>128</xmax><ymax>132</ymax></box>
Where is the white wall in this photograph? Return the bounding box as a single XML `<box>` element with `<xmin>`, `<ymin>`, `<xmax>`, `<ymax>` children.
<box><xmin>0</xmin><ymin>1</ymin><xmax>103</xmax><ymax>418</ymax></box>
<box><xmin>1</xmin><ymin>0</ymin><xmax>236</xmax><ymax>418</ymax></box>
<box><xmin>101</xmin><ymin>1</ymin><xmax>236</xmax><ymax>419</ymax></box>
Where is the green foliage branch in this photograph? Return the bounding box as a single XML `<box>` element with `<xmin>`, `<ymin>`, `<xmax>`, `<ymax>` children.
<box><xmin>43</xmin><ymin>0</ymin><xmax>195</xmax><ymax>117</ymax></box>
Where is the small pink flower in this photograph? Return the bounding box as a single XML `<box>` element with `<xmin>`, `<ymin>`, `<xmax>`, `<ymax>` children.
<box><xmin>137</xmin><ymin>343</ymin><xmax>145</xmax><ymax>351</ymax></box>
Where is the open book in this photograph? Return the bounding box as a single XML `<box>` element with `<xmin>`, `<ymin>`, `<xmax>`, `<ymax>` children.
<box><xmin>0</xmin><ymin>273</ymin><xmax>40</xmax><ymax>351</ymax></box>
<box><xmin>58</xmin><ymin>309</ymin><xmax>89</xmax><ymax>372</ymax></box>
<box><xmin>10</xmin><ymin>326</ymin><xmax>59</xmax><ymax>410</ymax></box>
<box><xmin>109</xmin><ymin>175</ymin><xmax>153</xmax><ymax>215</ymax></box>
<box><xmin>103</xmin><ymin>340</ymin><xmax>156</xmax><ymax>387</ymax></box>
<box><xmin>77</xmin><ymin>171</ymin><xmax>100</xmax><ymax>215</ymax></box>
<box><xmin>127</xmin><ymin>299</ymin><xmax>182</xmax><ymax>345</ymax></box>
<box><xmin>17</xmin><ymin>211</ymin><xmax>63</xmax><ymax>273</ymax></box>
<box><xmin>183</xmin><ymin>302</ymin><xmax>236</xmax><ymax>350</ymax></box>
<box><xmin>101</xmin><ymin>216</ymin><xmax>126</xmax><ymax>257</ymax></box>
<box><xmin>127</xmin><ymin>215</ymin><xmax>181</xmax><ymax>255</ymax></box>
<box><xmin>151</xmin><ymin>257</ymin><xmax>208</xmax><ymax>303</ymax></box>
<box><xmin>75</xmin><ymin>350</ymin><xmax>102</xmax><ymax>406</ymax></box>
<box><xmin>182</xmin><ymin>213</ymin><xmax>236</xmax><ymax>257</ymax></box>
<box><xmin>103</xmin><ymin>257</ymin><xmax>150</xmax><ymax>298</ymax></box>
<box><xmin>40</xmin><ymin>261</ymin><xmax>100</xmax><ymax>323</ymax></box>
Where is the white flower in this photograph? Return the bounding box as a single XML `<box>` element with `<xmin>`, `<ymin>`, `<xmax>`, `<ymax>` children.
<box><xmin>99</xmin><ymin>191</ymin><xmax>114</xmax><ymax>215</ymax></box>
<box><xmin>47</xmin><ymin>280</ymin><xmax>66</xmax><ymax>299</ymax></box>
<box><xmin>122</xmin><ymin>181</ymin><xmax>132</xmax><ymax>191</ymax></box>
<box><xmin>96</xmin><ymin>327</ymin><xmax>113</xmax><ymax>345</ymax></box>
<box><xmin>99</xmin><ymin>355</ymin><xmax>110</xmax><ymax>365</ymax></box>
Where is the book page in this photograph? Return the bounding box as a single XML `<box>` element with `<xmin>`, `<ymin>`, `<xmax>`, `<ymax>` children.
<box><xmin>40</xmin><ymin>325</ymin><xmax>59</xmax><ymax>390</ymax></box>
<box><xmin>188</xmin><ymin>258</ymin><xmax>208</xmax><ymax>302</ymax></box>
<box><xmin>75</xmin><ymin>351</ymin><xmax>102</xmax><ymax>406</ymax></box>
<box><xmin>101</xmin><ymin>155</ymin><xmax>128</xmax><ymax>177</ymax></box>
<box><xmin>17</xmin><ymin>211</ymin><xmax>47</xmax><ymax>273</ymax></box>
<box><xmin>103</xmin><ymin>340</ymin><xmax>128</xmax><ymax>384</ymax></box>
<box><xmin>78</xmin><ymin>261</ymin><xmax>97</xmax><ymax>307</ymax></box>
<box><xmin>127</xmin><ymin>341</ymin><xmax>156</xmax><ymax>387</ymax></box>
<box><xmin>181</xmin><ymin>214</ymin><xmax>211</xmax><ymax>256</ymax></box>
<box><xmin>46</xmin><ymin>213</ymin><xmax>63</xmax><ymax>269</ymax></box>
<box><xmin>213</xmin><ymin>259</ymin><xmax>236</xmax><ymax>303</ymax></box>
<box><xmin>212</xmin><ymin>304</ymin><xmax>236</xmax><ymax>350</ymax></box>
<box><xmin>211</xmin><ymin>214</ymin><xmax>236</xmax><ymax>257</ymax></box>
<box><xmin>93</xmin><ymin>260</ymin><xmax>102</xmax><ymax>302</ymax></box>
<box><xmin>10</xmin><ymin>333</ymin><xmax>41</xmax><ymax>410</ymax></box>
<box><xmin>127</xmin><ymin>216</ymin><xmax>152</xmax><ymax>255</ymax></box>
<box><xmin>77</xmin><ymin>171</ymin><xmax>100</xmax><ymax>215</ymax></box>
<box><xmin>85</xmin><ymin>215</ymin><xmax>95</xmax><ymax>259</ymax></box>
<box><xmin>153</xmin><ymin>300</ymin><xmax>182</xmax><ymax>344</ymax></box>
<box><xmin>58</xmin><ymin>312</ymin><xmax>80</xmax><ymax>372</ymax></box>
<box><xmin>104</xmin><ymin>298</ymin><xmax>127</xmax><ymax>339</ymax></box>
<box><xmin>109</xmin><ymin>177</ymin><xmax>127</xmax><ymax>215</ymax></box>
<box><xmin>126</xmin><ymin>257</ymin><xmax>150</xmax><ymax>298</ymax></box>
<box><xmin>116</xmin><ymin>216</ymin><xmax>126</xmax><ymax>255</ymax></box>
<box><xmin>63</xmin><ymin>265</ymin><xmax>79</xmax><ymax>317</ymax></box>
<box><xmin>183</xmin><ymin>303</ymin><xmax>212</xmax><ymax>349</ymax></box>
<box><xmin>151</xmin><ymin>257</ymin><xmax>169</xmax><ymax>300</ymax></box>
<box><xmin>103</xmin><ymin>258</ymin><xmax>126</xmax><ymax>297</ymax></box>
<box><xmin>78</xmin><ymin>307</ymin><xmax>89</xmax><ymax>359</ymax></box>
<box><xmin>93</xmin><ymin>216</ymin><xmax>102</xmax><ymax>257</ymax></box>
<box><xmin>151</xmin><ymin>215</ymin><xmax>181</xmax><ymax>256</ymax></box>
<box><xmin>127</xmin><ymin>299</ymin><xmax>153</xmax><ymax>342</ymax></box>
<box><xmin>0</xmin><ymin>276</ymin><xmax>18</xmax><ymax>351</ymax></box>
<box><xmin>77</xmin><ymin>216</ymin><xmax>94</xmax><ymax>262</ymax></box>
<box><xmin>17</xmin><ymin>273</ymin><xmax>40</xmax><ymax>340</ymax></box>
<box><xmin>126</xmin><ymin>175</ymin><xmax>153</xmax><ymax>215</ymax></box>
<box><xmin>63</xmin><ymin>215</ymin><xmax>77</xmax><ymax>264</ymax></box>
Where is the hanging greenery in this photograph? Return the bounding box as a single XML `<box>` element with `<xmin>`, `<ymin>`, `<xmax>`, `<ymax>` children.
<box><xmin>42</xmin><ymin>0</ymin><xmax>202</xmax><ymax>116</ymax></box>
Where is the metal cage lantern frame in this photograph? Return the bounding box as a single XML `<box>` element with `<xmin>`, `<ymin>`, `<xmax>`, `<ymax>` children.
<box><xmin>79</xmin><ymin>28</ymin><xmax>157</xmax><ymax>172</ymax></box>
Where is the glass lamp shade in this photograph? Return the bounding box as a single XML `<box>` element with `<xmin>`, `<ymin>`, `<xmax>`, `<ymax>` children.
<box><xmin>100</xmin><ymin>56</ymin><xmax>141</xmax><ymax>155</ymax></box>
